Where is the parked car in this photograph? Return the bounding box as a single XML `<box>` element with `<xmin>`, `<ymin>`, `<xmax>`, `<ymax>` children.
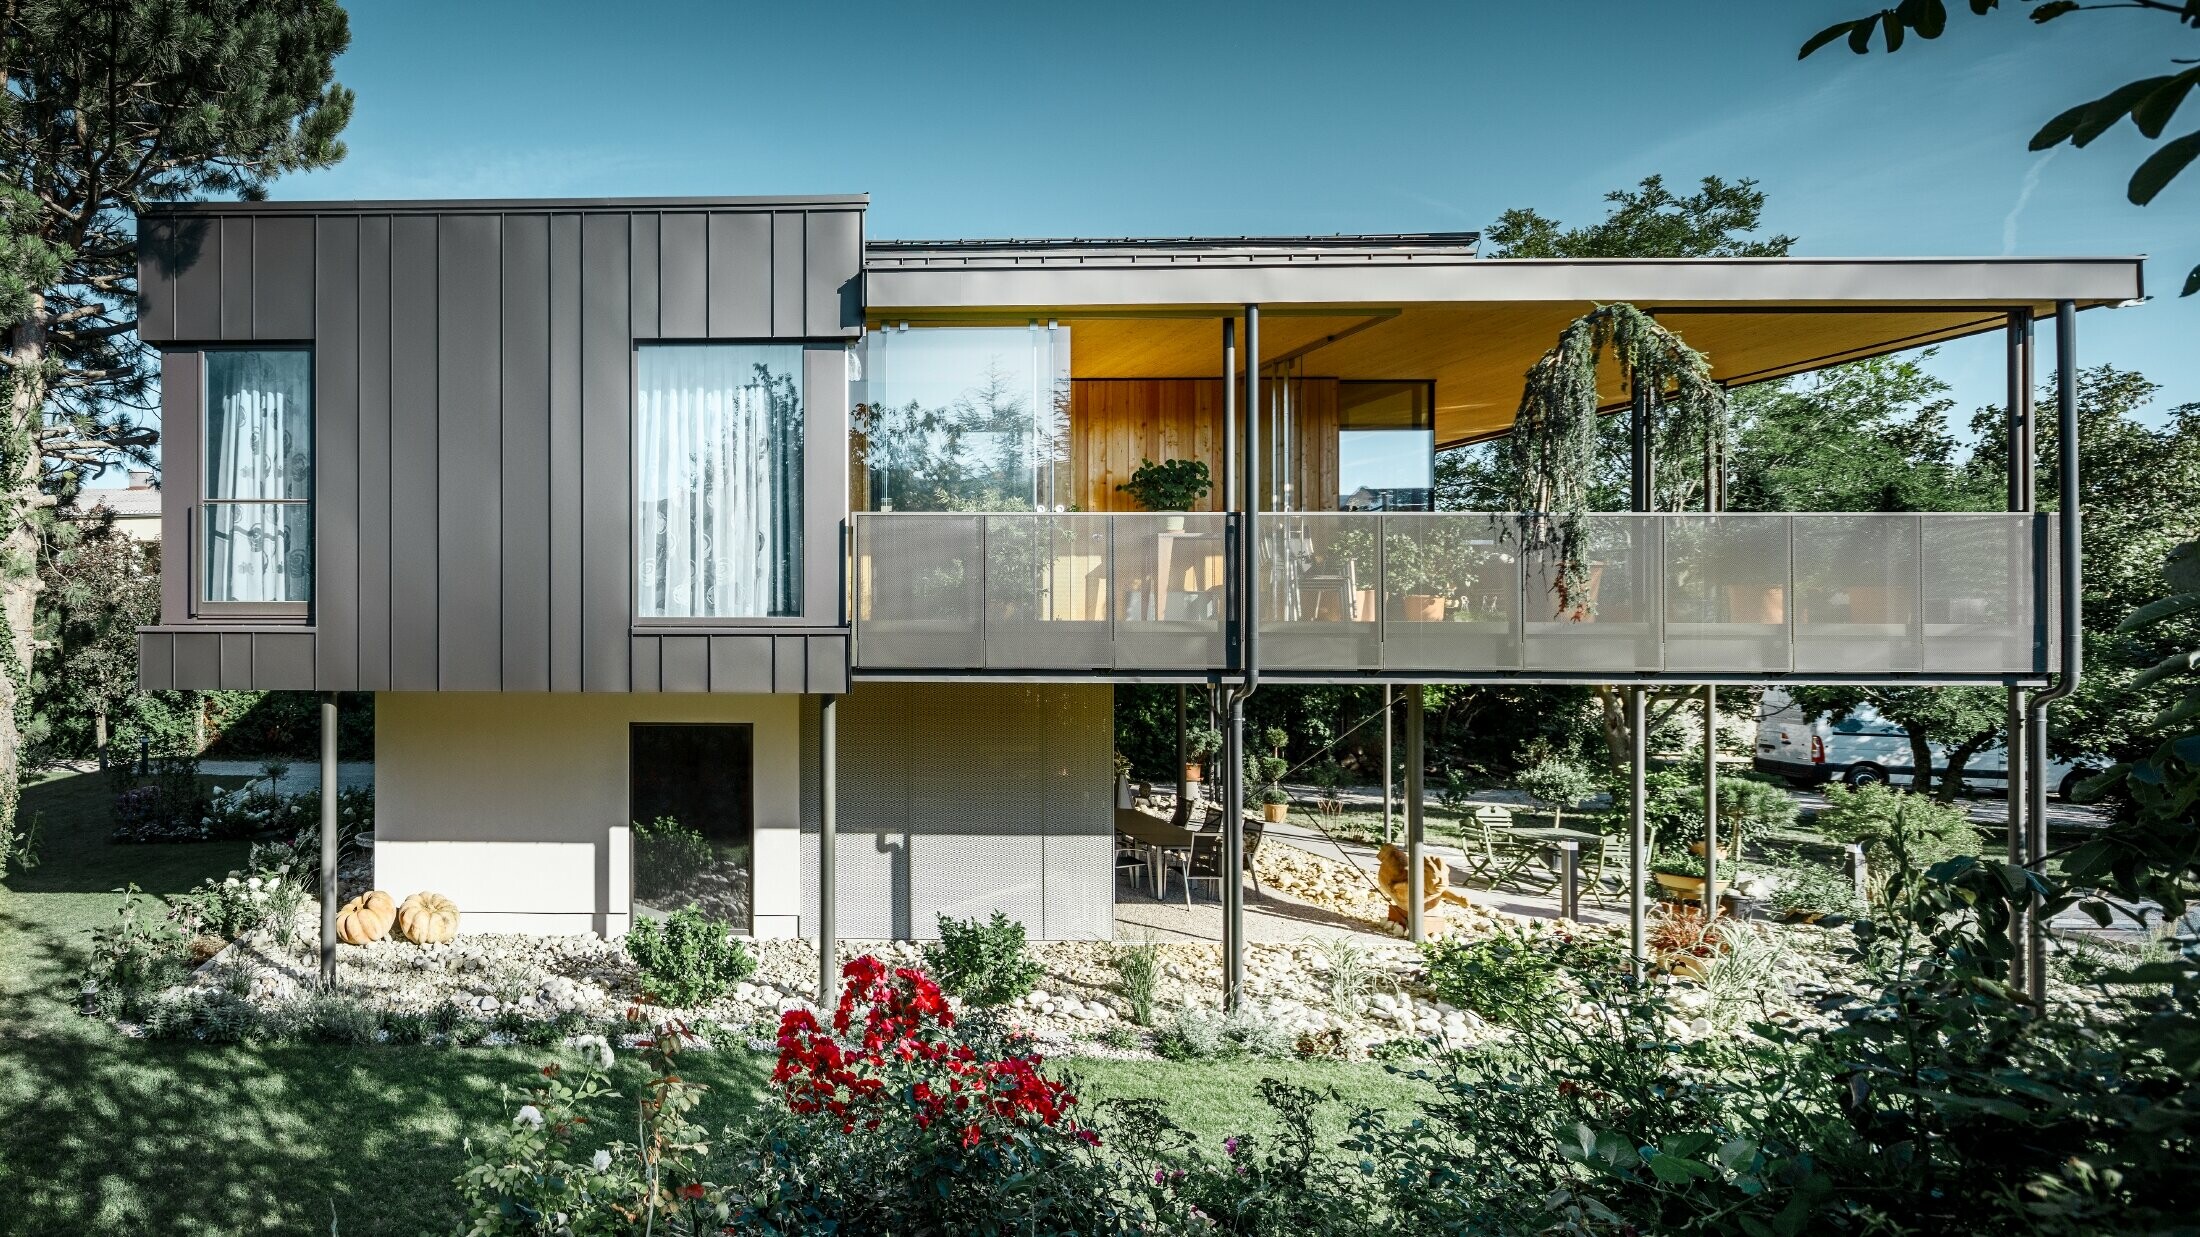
<box><xmin>1753</xmin><ymin>689</ymin><xmax>2096</xmax><ymax>800</ymax></box>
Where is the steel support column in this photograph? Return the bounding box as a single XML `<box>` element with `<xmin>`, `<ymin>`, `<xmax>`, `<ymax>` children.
<box><xmin>1702</xmin><ymin>685</ymin><xmax>1719</xmax><ymax>920</ymax></box>
<box><xmin>1405</xmin><ymin>686</ymin><xmax>1427</xmax><ymax>943</ymax></box>
<box><xmin>1629</xmin><ymin>687</ymin><xmax>1649</xmax><ymax>986</ymax></box>
<box><xmin>2005</xmin><ymin>308</ymin><xmax>2036</xmax><ymax>989</ymax></box>
<box><xmin>2019</xmin><ymin>298</ymin><xmax>2084</xmax><ymax>1009</ymax></box>
<box><xmin>818</xmin><ymin>694</ymin><xmax>839</xmax><ymax>1006</ymax></box>
<box><xmin>319</xmin><ymin>691</ymin><xmax>338</xmax><ymax>987</ymax></box>
<box><xmin>1382</xmin><ymin>685</ymin><xmax>1395</xmax><ymax>845</ymax></box>
<box><xmin>1222</xmin><ymin>697</ymin><xmax>1246</xmax><ymax>1006</ymax></box>
<box><xmin>1176</xmin><ymin>685</ymin><xmax>1189</xmax><ymax>804</ymax></box>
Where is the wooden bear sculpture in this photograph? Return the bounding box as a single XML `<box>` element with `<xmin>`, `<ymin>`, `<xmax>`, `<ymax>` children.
<box><xmin>335</xmin><ymin>890</ymin><xmax>395</xmax><ymax>945</ymax></box>
<box><xmin>1377</xmin><ymin>843</ymin><xmax>1447</xmax><ymax>934</ymax></box>
<box><xmin>397</xmin><ymin>891</ymin><xmax>461</xmax><ymax>945</ymax></box>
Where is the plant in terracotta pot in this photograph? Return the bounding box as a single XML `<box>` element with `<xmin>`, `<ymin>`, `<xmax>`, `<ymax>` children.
<box><xmin>1249</xmin><ymin>727</ymin><xmax>1292</xmax><ymax>822</ymax></box>
<box><xmin>1116</xmin><ymin>457</ymin><xmax>1213</xmax><ymax>531</ymax></box>
<box><xmin>1182</xmin><ymin>725</ymin><xmax>1221</xmax><ymax>783</ymax></box>
<box><xmin>1684</xmin><ymin>772</ymin><xmax>1798</xmax><ymax>858</ymax></box>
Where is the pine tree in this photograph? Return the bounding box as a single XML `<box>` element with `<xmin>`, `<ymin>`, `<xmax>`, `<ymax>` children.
<box><xmin>0</xmin><ymin>0</ymin><xmax>352</xmax><ymax>850</ymax></box>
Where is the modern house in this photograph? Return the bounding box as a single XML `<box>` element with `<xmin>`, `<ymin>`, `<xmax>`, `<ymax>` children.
<box><xmin>131</xmin><ymin>195</ymin><xmax>2136</xmax><ymax>987</ymax></box>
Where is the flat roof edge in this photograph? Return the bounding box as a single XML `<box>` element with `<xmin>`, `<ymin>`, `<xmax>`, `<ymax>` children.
<box><xmin>138</xmin><ymin>194</ymin><xmax>870</xmax><ymax>217</ymax></box>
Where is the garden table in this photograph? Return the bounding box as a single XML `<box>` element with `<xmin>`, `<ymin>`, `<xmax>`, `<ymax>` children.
<box><xmin>1114</xmin><ymin>807</ymin><xmax>1195</xmax><ymax>896</ymax></box>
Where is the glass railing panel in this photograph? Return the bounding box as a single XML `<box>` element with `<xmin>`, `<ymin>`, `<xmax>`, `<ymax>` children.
<box><xmin>1663</xmin><ymin>514</ymin><xmax>1792</xmax><ymax>674</ymax></box>
<box><xmin>1259</xmin><ymin>513</ymin><xmax>1382</xmax><ymax>670</ymax></box>
<box><xmin>1923</xmin><ymin>513</ymin><xmax>2048</xmax><ymax>673</ymax></box>
<box><xmin>1523</xmin><ymin>514</ymin><xmax>1661</xmax><ymax>671</ymax></box>
<box><xmin>850</xmin><ymin>514</ymin><xmax>986</xmax><ymax>669</ymax></box>
<box><xmin>982</xmin><ymin>515</ymin><xmax>1114</xmax><ymax>670</ymax></box>
<box><xmin>1793</xmin><ymin>514</ymin><xmax>1923</xmax><ymax>672</ymax></box>
<box><xmin>1111</xmin><ymin>512</ymin><xmax>1229</xmax><ymax>671</ymax></box>
<box><xmin>1381</xmin><ymin>513</ymin><xmax>1523</xmax><ymax>671</ymax></box>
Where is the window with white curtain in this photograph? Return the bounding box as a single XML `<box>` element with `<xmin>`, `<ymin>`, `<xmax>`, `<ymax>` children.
<box><xmin>635</xmin><ymin>344</ymin><xmax>805</xmax><ymax>619</ymax></box>
<box><xmin>202</xmin><ymin>349</ymin><xmax>313</xmax><ymax>608</ymax></box>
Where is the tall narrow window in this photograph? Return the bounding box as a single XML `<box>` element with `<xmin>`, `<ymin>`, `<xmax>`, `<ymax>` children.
<box><xmin>203</xmin><ymin>349</ymin><xmax>313</xmax><ymax>608</ymax></box>
<box><xmin>636</xmin><ymin>344</ymin><xmax>805</xmax><ymax>619</ymax></box>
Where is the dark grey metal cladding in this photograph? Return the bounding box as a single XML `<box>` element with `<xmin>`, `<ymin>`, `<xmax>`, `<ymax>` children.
<box><xmin>627</xmin><ymin>632</ymin><xmax>853</xmax><ymax>693</ymax></box>
<box><xmin>137</xmin><ymin>198</ymin><xmax>865</xmax><ymax>693</ymax></box>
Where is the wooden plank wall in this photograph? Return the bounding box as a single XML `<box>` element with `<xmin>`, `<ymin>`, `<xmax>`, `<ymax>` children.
<box><xmin>1068</xmin><ymin>378</ymin><xmax>1339</xmax><ymax>513</ymax></box>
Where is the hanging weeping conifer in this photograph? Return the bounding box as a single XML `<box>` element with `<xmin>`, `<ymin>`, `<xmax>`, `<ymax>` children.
<box><xmin>1504</xmin><ymin>303</ymin><xmax>1729</xmax><ymax>611</ymax></box>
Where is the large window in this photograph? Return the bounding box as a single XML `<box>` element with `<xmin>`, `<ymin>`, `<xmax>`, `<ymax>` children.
<box><xmin>1336</xmin><ymin>380</ymin><xmax>1434</xmax><ymax>511</ymax></box>
<box><xmin>203</xmin><ymin>349</ymin><xmax>313</xmax><ymax>609</ymax></box>
<box><xmin>635</xmin><ymin>344</ymin><xmax>805</xmax><ymax>619</ymax></box>
<box><xmin>853</xmin><ymin>324</ymin><xmax>1070</xmax><ymax>512</ymax></box>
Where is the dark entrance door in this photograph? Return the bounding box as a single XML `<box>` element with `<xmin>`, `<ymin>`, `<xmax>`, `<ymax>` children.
<box><xmin>629</xmin><ymin>723</ymin><xmax>753</xmax><ymax>929</ymax></box>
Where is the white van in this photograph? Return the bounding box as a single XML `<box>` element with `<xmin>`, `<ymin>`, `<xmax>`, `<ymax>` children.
<box><xmin>1753</xmin><ymin>689</ymin><xmax>2095</xmax><ymax>800</ymax></box>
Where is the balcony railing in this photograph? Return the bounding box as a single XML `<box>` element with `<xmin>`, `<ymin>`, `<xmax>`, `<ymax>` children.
<box><xmin>850</xmin><ymin>511</ymin><xmax>2058</xmax><ymax>679</ymax></box>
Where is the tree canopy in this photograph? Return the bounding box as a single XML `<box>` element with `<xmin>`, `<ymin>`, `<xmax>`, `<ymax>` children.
<box><xmin>0</xmin><ymin>0</ymin><xmax>353</xmax><ymax>848</ymax></box>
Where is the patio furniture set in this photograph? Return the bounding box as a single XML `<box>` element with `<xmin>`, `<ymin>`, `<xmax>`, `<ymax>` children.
<box><xmin>1114</xmin><ymin>798</ymin><xmax>1265</xmax><ymax>907</ymax></box>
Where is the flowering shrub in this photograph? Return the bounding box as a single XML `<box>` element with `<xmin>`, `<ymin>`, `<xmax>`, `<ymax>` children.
<box><xmin>717</xmin><ymin>955</ymin><xmax>1120</xmax><ymax>1233</ymax></box>
<box><xmin>772</xmin><ymin>955</ymin><xmax>1088</xmax><ymax>1142</ymax></box>
<box><xmin>456</xmin><ymin>1019</ymin><xmax>726</xmax><ymax>1236</ymax></box>
<box><xmin>171</xmin><ymin>844</ymin><xmax>307</xmax><ymax>944</ymax></box>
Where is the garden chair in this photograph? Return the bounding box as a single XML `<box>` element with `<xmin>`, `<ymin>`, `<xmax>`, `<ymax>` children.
<box><xmin>1167</xmin><ymin>809</ymin><xmax>1262</xmax><ymax>903</ymax></box>
<box><xmin>1457</xmin><ymin>805</ymin><xmax>1552</xmax><ymax>893</ymax></box>
<box><xmin>1114</xmin><ymin>832</ymin><xmax>1149</xmax><ymax>895</ymax></box>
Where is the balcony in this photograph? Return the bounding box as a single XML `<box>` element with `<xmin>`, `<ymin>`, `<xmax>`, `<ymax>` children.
<box><xmin>849</xmin><ymin>512</ymin><xmax>2058</xmax><ymax>681</ymax></box>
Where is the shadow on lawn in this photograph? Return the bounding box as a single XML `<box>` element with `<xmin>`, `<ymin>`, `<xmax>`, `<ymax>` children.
<box><xmin>0</xmin><ymin>768</ymin><xmax>772</xmax><ymax>1235</ymax></box>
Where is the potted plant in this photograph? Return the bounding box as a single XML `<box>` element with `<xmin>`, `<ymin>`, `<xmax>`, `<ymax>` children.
<box><xmin>1182</xmin><ymin>725</ymin><xmax>1221</xmax><ymax>784</ymax></box>
<box><xmin>1685</xmin><ymin>774</ymin><xmax>1798</xmax><ymax>858</ymax></box>
<box><xmin>1251</xmin><ymin>726</ymin><xmax>1291</xmax><ymax>823</ymax></box>
<box><xmin>1114</xmin><ymin>750</ymin><xmax>1135</xmax><ymax>809</ymax></box>
<box><xmin>1651</xmin><ymin>844</ymin><xmax>1718</xmax><ymax>902</ymax></box>
<box><xmin>1116</xmin><ymin>457</ymin><xmax>1213</xmax><ymax>532</ymax></box>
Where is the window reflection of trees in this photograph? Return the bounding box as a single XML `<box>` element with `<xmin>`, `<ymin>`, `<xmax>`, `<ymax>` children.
<box><xmin>854</xmin><ymin>362</ymin><xmax>1070</xmax><ymax>513</ymax></box>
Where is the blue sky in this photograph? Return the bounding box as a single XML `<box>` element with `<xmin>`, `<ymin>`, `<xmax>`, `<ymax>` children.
<box><xmin>133</xmin><ymin>0</ymin><xmax>2190</xmax><ymax>476</ymax></box>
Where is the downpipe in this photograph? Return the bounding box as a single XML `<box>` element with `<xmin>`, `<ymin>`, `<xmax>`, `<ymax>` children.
<box><xmin>2020</xmin><ymin>299</ymin><xmax>2083</xmax><ymax>1010</ymax></box>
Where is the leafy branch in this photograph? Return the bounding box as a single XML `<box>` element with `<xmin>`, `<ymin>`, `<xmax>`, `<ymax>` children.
<box><xmin>1802</xmin><ymin>0</ymin><xmax>2200</xmax><ymax>294</ymax></box>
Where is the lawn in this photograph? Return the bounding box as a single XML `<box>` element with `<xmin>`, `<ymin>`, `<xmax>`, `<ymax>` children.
<box><xmin>0</xmin><ymin>769</ymin><xmax>1429</xmax><ymax>1235</ymax></box>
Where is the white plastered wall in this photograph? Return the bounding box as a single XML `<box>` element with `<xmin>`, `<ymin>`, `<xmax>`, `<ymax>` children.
<box><xmin>373</xmin><ymin>692</ymin><xmax>803</xmax><ymax>937</ymax></box>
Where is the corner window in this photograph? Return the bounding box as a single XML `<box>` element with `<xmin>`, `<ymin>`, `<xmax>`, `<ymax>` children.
<box><xmin>1336</xmin><ymin>380</ymin><xmax>1434</xmax><ymax>511</ymax></box>
<box><xmin>202</xmin><ymin>349</ymin><xmax>313</xmax><ymax>610</ymax></box>
<box><xmin>635</xmin><ymin>344</ymin><xmax>805</xmax><ymax>619</ymax></box>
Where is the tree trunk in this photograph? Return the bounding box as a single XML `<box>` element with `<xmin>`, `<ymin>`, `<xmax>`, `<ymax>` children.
<box><xmin>0</xmin><ymin>303</ymin><xmax>50</xmax><ymax>852</ymax></box>
<box><xmin>1938</xmin><ymin>732</ymin><xmax>1997</xmax><ymax>803</ymax></box>
<box><xmin>1905</xmin><ymin>730</ymin><xmax>1936</xmax><ymax>797</ymax></box>
<box><xmin>1595</xmin><ymin>685</ymin><xmax>1629</xmax><ymax>768</ymax></box>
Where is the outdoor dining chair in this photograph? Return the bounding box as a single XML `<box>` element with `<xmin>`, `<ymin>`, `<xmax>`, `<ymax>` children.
<box><xmin>1458</xmin><ymin>804</ymin><xmax>1554</xmax><ymax>893</ymax></box>
<box><xmin>1114</xmin><ymin>832</ymin><xmax>1150</xmax><ymax>894</ymax></box>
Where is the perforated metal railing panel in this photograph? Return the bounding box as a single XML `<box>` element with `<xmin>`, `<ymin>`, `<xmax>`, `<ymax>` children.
<box><xmin>799</xmin><ymin>682</ymin><xmax>1114</xmax><ymax>941</ymax></box>
<box><xmin>850</xmin><ymin>512</ymin><xmax>2059</xmax><ymax>678</ymax></box>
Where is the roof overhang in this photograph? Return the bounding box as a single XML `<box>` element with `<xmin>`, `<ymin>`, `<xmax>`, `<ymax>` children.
<box><xmin>864</xmin><ymin>252</ymin><xmax>2146</xmax><ymax>445</ymax></box>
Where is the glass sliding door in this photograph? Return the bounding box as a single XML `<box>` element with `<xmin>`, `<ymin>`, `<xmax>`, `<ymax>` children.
<box><xmin>629</xmin><ymin>723</ymin><xmax>754</xmax><ymax>928</ymax></box>
<box><xmin>635</xmin><ymin>344</ymin><xmax>805</xmax><ymax>619</ymax></box>
<box><xmin>853</xmin><ymin>324</ymin><xmax>1070</xmax><ymax>512</ymax></box>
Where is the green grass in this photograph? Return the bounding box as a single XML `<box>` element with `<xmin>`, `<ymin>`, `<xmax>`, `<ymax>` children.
<box><xmin>0</xmin><ymin>768</ymin><xmax>1428</xmax><ymax>1234</ymax></box>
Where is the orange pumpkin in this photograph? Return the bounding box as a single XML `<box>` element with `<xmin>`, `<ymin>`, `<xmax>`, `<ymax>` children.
<box><xmin>336</xmin><ymin>890</ymin><xmax>396</xmax><ymax>945</ymax></box>
<box><xmin>397</xmin><ymin>891</ymin><xmax>460</xmax><ymax>945</ymax></box>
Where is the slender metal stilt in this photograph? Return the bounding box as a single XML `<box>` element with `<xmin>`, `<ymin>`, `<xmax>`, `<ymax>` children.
<box><xmin>1222</xmin><ymin>696</ymin><xmax>1246</xmax><ymax>1007</ymax></box>
<box><xmin>1176</xmin><ymin>685</ymin><xmax>1189</xmax><ymax>804</ymax></box>
<box><xmin>1628</xmin><ymin>687</ymin><xmax>1648</xmax><ymax>986</ymax></box>
<box><xmin>818</xmin><ymin>694</ymin><xmax>838</xmax><ymax>1006</ymax></box>
<box><xmin>1702</xmin><ymin>685</ymin><xmax>1719</xmax><ymax>920</ymax></box>
<box><xmin>1405</xmin><ymin>687</ymin><xmax>1426</xmax><ymax>943</ymax></box>
<box><xmin>319</xmin><ymin>691</ymin><xmax>339</xmax><ymax>988</ymax></box>
<box><xmin>1382</xmin><ymin>685</ymin><xmax>1394</xmax><ymax>845</ymax></box>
